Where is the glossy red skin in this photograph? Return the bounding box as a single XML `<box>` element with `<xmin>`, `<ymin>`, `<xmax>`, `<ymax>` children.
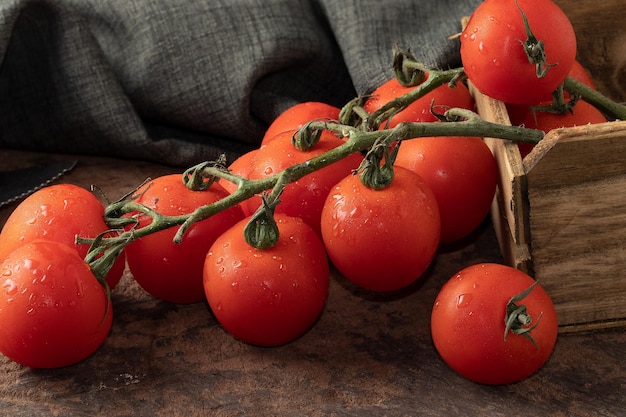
<box><xmin>125</xmin><ymin>174</ymin><xmax>245</xmax><ymax>304</ymax></box>
<box><xmin>395</xmin><ymin>136</ymin><xmax>498</xmax><ymax>243</ymax></box>
<box><xmin>508</xmin><ymin>100</ymin><xmax>608</xmax><ymax>158</ymax></box>
<box><xmin>203</xmin><ymin>214</ymin><xmax>329</xmax><ymax>347</ymax></box>
<box><xmin>262</xmin><ymin>101</ymin><xmax>341</xmax><ymax>145</ymax></box>
<box><xmin>461</xmin><ymin>0</ymin><xmax>576</xmax><ymax>105</ymax></box>
<box><xmin>0</xmin><ymin>184</ymin><xmax>125</xmax><ymax>290</ymax></box>
<box><xmin>431</xmin><ymin>263</ymin><xmax>558</xmax><ymax>385</ymax></box>
<box><xmin>363</xmin><ymin>77</ymin><xmax>475</xmax><ymax>128</ymax></box>
<box><xmin>320</xmin><ymin>166</ymin><xmax>440</xmax><ymax>292</ymax></box>
<box><xmin>0</xmin><ymin>240</ymin><xmax>113</xmax><ymax>368</ymax></box>
<box><xmin>242</xmin><ymin>130</ymin><xmax>363</xmax><ymax>236</ymax></box>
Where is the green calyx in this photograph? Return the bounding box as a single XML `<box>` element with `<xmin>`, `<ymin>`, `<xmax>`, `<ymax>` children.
<box><xmin>243</xmin><ymin>194</ymin><xmax>281</xmax><ymax>250</ymax></box>
<box><xmin>357</xmin><ymin>139</ymin><xmax>399</xmax><ymax>190</ymax></box>
<box><xmin>516</xmin><ymin>1</ymin><xmax>557</xmax><ymax>78</ymax></box>
<box><xmin>504</xmin><ymin>281</ymin><xmax>543</xmax><ymax>349</ymax></box>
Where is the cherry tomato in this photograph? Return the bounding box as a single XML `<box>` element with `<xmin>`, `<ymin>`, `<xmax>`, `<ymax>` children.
<box><xmin>508</xmin><ymin>100</ymin><xmax>608</xmax><ymax>158</ymax></box>
<box><xmin>320</xmin><ymin>166</ymin><xmax>440</xmax><ymax>292</ymax></box>
<box><xmin>0</xmin><ymin>184</ymin><xmax>125</xmax><ymax>290</ymax></box>
<box><xmin>395</xmin><ymin>136</ymin><xmax>498</xmax><ymax>243</ymax></box>
<box><xmin>203</xmin><ymin>213</ymin><xmax>329</xmax><ymax>346</ymax></box>
<box><xmin>125</xmin><ymin>174</ymin><xmax>245</xmax><ymax>304</ymax></box>
<box><xmin>262</xmin><ymin>101</ymin><xmax>341</xmax><ymax>145</ymax></box>
<box><xmin>0</xmin><ymin>240</ymin><xmax>113</xmax><ymax>368</ymax></box>
<box><xmin>431</xmin><ymin>263</ymin><xmax>558</xmax><ymax>385</ymax></box>
<box><xmin>461</xmin><ymin>0</ymin><xmax>576</xmax><ymax>105</ymax></box>
<box><xmin>363</xmin><ymin>77</ymin><xmax>475</xmax><ymax>129</ymax></box>
<box><xmin>243</xmin><ymin>130</ymin><xmax>363</xmax><ymax>236</ymax></box>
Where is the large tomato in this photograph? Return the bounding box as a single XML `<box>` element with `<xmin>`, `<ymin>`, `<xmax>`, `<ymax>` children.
<box><xmin>262</xmin><ymin>101</ymin><xmax>341</xmax><ymax>145</ymax></box>
<box><xmin>363</xmin><ymin>77</ymin><xmax>475</xmax><ymax>129</ymax></box>
<box><xmin>203</xmin><ymin>213</ymin><xmax>329</xmax><ymax>346</ymax></box>
<box><xmin>461</xmin><ymin>0</ymin><xmax>577</xmax><ymax>105</ymax></box>
<box><xmin>242</xmin><ymin>130</ymin><xmax>363</xmax><ymax>236</ymax></box>
<box><xmin>431</xmin><ymin>263</ymin><xmax>558</xmax><ymax>385</ymax></box>
<box><xmin>0</xmin><ymin>184</ymin><xmax>125</xmax><ymax>290</ymax></box>
<box><xmin>394</xmin><ymin>136</ymin><xmax>498</xmax><ymax>243</ymax></box>
<box><xmin>124</xmin><ymin>174</ymin><xmax>245</xmax><ymax>304</ymax></box>
<box><xmin>0</xmin><ymin>240</ymin><xmax>113</xmax><ymax>368</ymax></box>
<box><xmin>320</xmin><ymin>166</ymin><xmax>440</xmax><ymax>292</ymax></box>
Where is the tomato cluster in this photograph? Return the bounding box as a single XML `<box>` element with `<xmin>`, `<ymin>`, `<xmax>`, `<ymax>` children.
<box><xmin>5</xmin><ymin>0</ymin><xmax>604</xmax><ymax>384</ymax></box>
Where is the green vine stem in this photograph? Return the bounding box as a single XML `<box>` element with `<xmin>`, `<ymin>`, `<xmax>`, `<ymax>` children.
<box><xmin>89</xmin><ymin>110</ymin><xmax>543</xmax><ymax>260</ymax></box>
<box><xmin>563</xmin><ymin>76</ymin><xmax>626</xmax><ymax>121</ymax></box>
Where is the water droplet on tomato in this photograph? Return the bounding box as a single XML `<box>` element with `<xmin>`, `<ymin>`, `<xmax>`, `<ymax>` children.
<box><xmin>216</xmin><ymin>256</ymin><xmax>225</xmax><ymax>265</ymax></box>
<box><xmin>456</xmin><ymin>293</ymin><xmax>473</xmax><ymax>308</ymax></box>
<box><xmin>27</xmin><ymin>307</ymin><xmax>36</xmax><ymax>316</ymax></box>
<box><xmin>478</xmin><ymin>41</ymin><xmax>488</xmax><ymax>55</ymax></box>
<box><xmin>492</xmin><ymin>58</ymin><xmax>501</xmax><ymax>67</ymax></box>
<box><xmin>231</xmin><ymin>281</ymin><xmax>239</xmax><ymax>290</ymax></box>
<box><xmin>469</xmin><ymin>33</ymin><xmax>477</xmax><ymax>42</ymax></box>
<box><xmin>3</xmin><ymin>279</ymin><xmax>17</xmax><ymax>295</ymax></box>
<box><xmin>263</xmin><ymin>167</ymin><xmax>273</xmax><ymax>175</ymax></box>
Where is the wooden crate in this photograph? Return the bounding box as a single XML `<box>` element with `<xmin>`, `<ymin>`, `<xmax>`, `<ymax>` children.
<box><xmin>470</xmin><ymin>0</ymin><xmax>626</xmax><ymax>332</ymax></box>
<box><xmin>471</xmin><ymin>0</ymin><xmax>626</xmax><ymax>332</ymax></box>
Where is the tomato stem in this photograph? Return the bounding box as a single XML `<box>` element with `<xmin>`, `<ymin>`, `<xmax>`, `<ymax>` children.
<box><xmin>562</xmin><ymin>76</ymin><xmax>626</xmax><ymax>121</ymax></box>
<box><xmin>357</xmin><ymin>138</ymin><xmax>399</xmax><ymax>190</ymax></box>
<box><xmin>516</xmin><ymin>1</ymin><xmax>556</xmax><ymax>78</ymax></box>
<box><xmin>392</xmin><ymin>46</ymin><xmax>428</xmax><ymax>87</ymax></box>
<box><xmin>243</xmin><ymin>194</ymin><xmax>281</xmax><ymax>249</ymax></box>
<box><xmin>504</xmin><ymin>281</ymin><xmax>543</xmax><ymax>349</ymax></box>
<box><xmin>84</xmin><ymin>58</ymin><xmax>547</xmax><ymax>260</ymax></box>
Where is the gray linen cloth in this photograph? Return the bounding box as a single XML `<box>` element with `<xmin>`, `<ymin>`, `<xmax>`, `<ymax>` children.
<box><xmin>0</xmin><ymin>0</ymin><xmax>480</xmax><ymax>167</ymax></box>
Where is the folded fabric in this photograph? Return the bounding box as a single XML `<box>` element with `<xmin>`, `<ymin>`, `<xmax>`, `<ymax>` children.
<box><xmin>0</xmin><ymin>0</ymin><xmax>480</xmax><ymax>167</ymax></box>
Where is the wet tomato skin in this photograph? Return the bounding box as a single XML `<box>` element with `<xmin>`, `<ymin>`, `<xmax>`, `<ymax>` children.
<box><xmin>320</xmin><ymin>166</ymin><xmax>440</xmax><ymax>292</ymax></box>
<box><xmin>125</xmin><ymin>174</ymin><xmax>245</xmax><ymax>304</ymax></box>
<box><xmin>0</xmin><ymin>240</ymin><xmax>113</xmax><ymax>368</ymax></box>
<box><xmin>203</xmin><ymin>214</ymin><xmax>329</xmax><ymax>347</ymax></box>
<box><xmin>431</xmin><ymin>263</ymin><xmax>558</xmax><ymax>385</ymax></box>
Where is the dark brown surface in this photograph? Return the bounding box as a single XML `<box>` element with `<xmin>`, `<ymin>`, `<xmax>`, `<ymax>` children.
<box><xmin>1</xmin><ymin>149</ymin><xmax>625</xmax><ymax>417</ymax></box>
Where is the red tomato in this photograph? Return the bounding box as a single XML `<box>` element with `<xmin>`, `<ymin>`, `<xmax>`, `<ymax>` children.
<box><xmin>262</xmin><ymin>101</ymin><xmax>341</xmax><ymax>145</ymax></box>
<box><xmin>0</xmin><ymin>240</ymin><xmax>113</xmax><ymax>368</ymax></box>
<box><xmin>219</xmin><ymin>149</ymin><xmax>259</xmax><ymax>196</ymax></box>
<box><xmin>461</xmin><ymin>0</ymin><xmax>576</xmax><ymax>105</ymax></box>
<box><xmin>363</xmin><ymin>77</ymin><xmax>475</xmax><ymax>129</ymax></box>
<box><xmin>320</xmin><ymin>166</ymin><xmax>440</xmax><ymax>292</ymax></box>
<box><xmin>0</xmin><ymin>184</ymin><xmax>125</xmax><ymax>290</ymax></box>
<box><xmin>508</xmin><ymin>100</ymin><xmax>608</xmax><ymax>158</ymax></box>
<box><xmin>243</xmin><ymin>130</ymin><xmax>363</xmax><ymax>236</ymax></box>
<box><xmin>125</xmin><ymin>174</ymin><xmax>245</xmax><ymax>304</ymax></box>
<box><xmin>431</xmin><ymin>263</ymin><xmax>558</xmax><ymax>385</ymax></box>
<box><xmin>395</xmin><ymin>136</ymin><xmax>498</xmax><ymax>243</ymax></box>
<box><xmin>203</xmin><ymin>213</ymin><xmax>329</xmax><ymax>346</ymax></box>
